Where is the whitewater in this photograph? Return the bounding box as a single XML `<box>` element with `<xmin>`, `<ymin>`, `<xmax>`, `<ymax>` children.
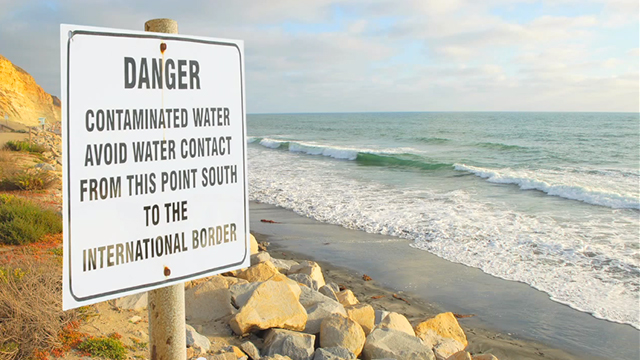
<box><xmin>245</xmin><ymin>112</ymin><xmax>640</xmax><ymax>329</ymax></box>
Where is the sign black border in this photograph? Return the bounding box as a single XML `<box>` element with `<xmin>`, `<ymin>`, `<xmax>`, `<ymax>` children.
<box><xmin>66</xmin><ymin>29</ymin><xmax>248</xmax><ymax>302</ymax></box>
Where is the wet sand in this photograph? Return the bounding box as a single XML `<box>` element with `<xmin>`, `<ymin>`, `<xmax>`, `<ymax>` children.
<box><xmin>250</xmin><ymin>201</ymin><xmax>639</xmax><ymax>360</ymax></box>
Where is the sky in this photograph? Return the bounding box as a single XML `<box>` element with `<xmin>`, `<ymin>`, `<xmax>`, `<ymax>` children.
<box><xmin>0</xmin><ymin>0</ymin><xmax>638</xmax><ymax>113</ymax></box>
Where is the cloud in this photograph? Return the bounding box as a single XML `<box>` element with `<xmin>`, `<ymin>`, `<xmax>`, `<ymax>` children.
<box><xmin>0</xmin><ymin>0</ymin><xmax>637</xmax><ymax>112</ymax></box>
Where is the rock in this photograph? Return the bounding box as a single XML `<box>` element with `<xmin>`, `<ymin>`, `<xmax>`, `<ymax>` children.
<box><xmin>271</xmin><ymin>258</ymin><xmax>299</xmax><ymax>273</ymax></box>
<box><xmin>299</xmin><ymin>286</ymin><xmax>335</xmax><ymax>308</ymax></box>
<box><xmin>447</xmin><ymin>351</ymin><xmax>472</xmax><ymax>360</ymax></box>
<box><xmin>288</xmin><ymin>260</ymin><xmax>326</xmax><ymax>288</ymax></box>
<box><xmin>376</xmin><ymin>312</ymin><xmax>414</xmax><ymax>336</ymax></box>
<box><xmin>240</xmin><ymin>341</ymin><xmax>261</xmax><ymax>360</ymax></box>
<box><xmin>268</xmin><ymin>273</ymin><xmax>303</xmax><ymax>299</ymax></box>
<box><xmin>433</xmin><ymin>338</ymin><xmax>466</xmax><ymax>360</ymax></box>
<box><xmin>250</xmin><ymin>251</ymin><xmax>271</xmax><ymax>265</ymax></box>
<box><xmin>374</xmin><ymin>310</ymin><xmax>390</xmax><ymax>326</ymax></box>
<box><xmin>34</xmin><ymin>163</ymin><xmax>55</xmax><ymax>171</ymax></box>
<box><xmin>115</xmin><ymin>292</ymin><xmax>147</xmax><ymax>311</ymax></box>
<box><xmin>229</xmin><ymin>280</ymin><xmax>307</xmax><ymax>335</ymax></box>
<box><xmin>472</xmin><ymin>354</ymin><xmax>499</xmax><ymax>360</ymax></box>
<box><xmin>414</xmin><ymin>312</ymin><xmax>468</xmax><ymax>348</ymax></box>
<box><xmin>185</xmin><ymin>278</ymin><xmax>235</xmax><ymax>322</ymax></box>
<box><xmin>362</xmin><ymin>328</ymin><xmax>435</xmax><ymax>360</ymax></box>
<box><xmin>261</xmin><ymin>355</ymin><xmax>293</xmax><ymax>360</ymax></box>
<box><xmin>320</xmin><ymin>314</ymin><xmax>366</xmax><ymax>357</ymax></box>
<box><xmin>298</xmin><ymin>286</ymin><xmax>347</xmax><ymax>334</ymax></box>
<box><xmin>305</xmin><ymin>299</ymin><xmax>347</xmax><ymax>334</ymax></box>
<box><xmin>318</xmin><ymin>285</ymin><xmax>339</xmax><ymax>301</ymax></box>
<box><xmin>345</xmin><ymin>304</ymin><xmax>375</xmax><ymax>335</ymax></box>
<box><xmin>250</xmin><ymin>234</ymin><xmax>259</xmax><ymax>254</ymax></box>
<box><xmin>223</xmin><ymin>345</ymin><xmax>247</xmax><ymax>358</ymax></box>
<box><xmin>128</xmin><ymin>315</ymin><xmax>142</xmax><ymax>324</ymax></box>
<box><xmin>262</xmin><ymin>328</ymin><xmax>316</xmax><ymax>360</ymax></box>
<box><xmin>206</xmin><ymin>353</ymin><xmax>237</xmax><ymax>360</ymax></box>
<box><xmin>335</xmin><ymin>290</ymin><xmax>359</xmax><ymax>307</ymax></box>
<box><xmin>289</xmin><ymin>273</ymin><xmax>320</xmax><ymax>290</ymax></box>
<box><xmin>298</xmin><ymin>287</ymin><xmax>347</xmax><ymax>334</ymax></box>
<box><xmin>186</xmin><ymin>324</ymin><xmax>211</xmax><ymax>354</ymax></box>
<box><xmin>230</xmin><ymin>274</ymin><xmax>300</xmax><ymax>310</ymax></box>
<box><xmin>325</xmin><ymin>282</ymin><xmax>340</xmax><ymax>293</ymax></box>
<box><xmin>230</xmin><ymin>282</ymin><xmax>262</xmax><ymax>308</ymax></box>
<box><xmin>313</xmin><ymin>347</ymin><xmax>356</xmax><ymax>360</ymax></box>
<box><xmin>236</xmin><ymin>261</ymin><xmax>280</xmax><ymax>282</ymax></box>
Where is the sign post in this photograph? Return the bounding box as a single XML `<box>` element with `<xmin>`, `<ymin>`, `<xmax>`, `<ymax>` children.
<box><xmin>60</xmin><ymin>19</ymin><xmax>248</xmax><ymax>360</ymax></box>
<box><xmin>144</xmin><ymin>18</ymin><xmax>185</xmax><ymax>360</ymax></box>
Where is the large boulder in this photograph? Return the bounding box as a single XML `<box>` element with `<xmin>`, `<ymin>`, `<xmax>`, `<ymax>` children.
<box><xmin>298</xmin><ymin>287</ymin><xmax>347</xmax><ymax>334</ymax></box>
<box><xmin>236</xmin><ymin>261</ymin><xmax>280</xmax><ymax>282</ymax></box>
<box><xmin>271</xmin><ymin>258</ymin><xmax>299</xmax><ymax>273</ymax></box>
<box><xmin>299</xmin><ymin>286</ymin><xmax>334</xmax><ymax>308</ymax></box>
<box><xmin>374</xmin><ymin>310</ymin><xmax>390</xmax><ymax>326</ymax></box>
<box><xmin>305</xmin><ymin>300</ymin><xmax>348</xmax><ymax>334</ymax></box>
<box><xmin>335</xmin><ymin>290</ymin><xmax>359</xmax><ymax>307</ymax></box>
<box><xmin>376</xmin><ymin>312</ymin><xmax>415</xmax><ymax>336</ymax></box>
<box><xmin>185</xmin><ymin>324</ymin><xmax>210</xmax><ymax>354</ymax></box>
<box><xmin>229</xmin><ymin>282</ymin><xmax>262</xmax><ymax>308</ymax></box>
<box><xmin>250</xmin><ymin>251</ymin><xmax>271</xmax><ymax>265</ymax></box>
<box><xmin>319</xmin><ymin>285</ymin><xmax>339</xmax><ymax>302</ymax></box>
<box><xmin>250</xmin><ymin>234</ymin><xmax>259</xmax><ymax>254</ymax></box>
<box><xmin>345</xmin><ymin>304</ymin><xmax>375</xmax><ymax>335</ymax></box>
<box><xmin>229</xmin><ymin>280</ymin><xmax>308</xmax><ymax>335</ymax></box>
<box><xmin>320</xmin><ymin>314</ymin><xmax>366</xmax><ymax>357</ymax></box>
<box><xmin>313</xmin><ymin>347</ymin><xmax>356</xmax><ymax>360</ymax></box>
<box><xmin>362</xmin><ymin>328</ymin><xmax>435</xmax><ymax>360</ymax></box>
<box><xmin>288</xmin><ymin>260</ymin><xmax>326</xmax><ymax>288</ymax></box>
<box><xmin>185</xmin><ymin>277</ymin><xmax>236</xmax><ymax>322</ymax></box>
<box><xmin>433</xmin><ymin>338</ymin><xmax>466</xmax><ymax>360</ymax></box>
<box><xmin>414</xmin><ymin>312</ymin><xmax>468</xmax><ymax>348</ymax></box>
<box><xmin>230</xmin><ymin>274</ymin><xmax>301</xmax><ymax>309</ymax></box>
<box><xmin>289</xmin><ymin>273</ymin><xmax>321</xmax><ymax>290</ymax></box>
<box><xmin>262</xmin><ymin>328</ymin><xmax>316</xmax><ymax>360</ymax></box>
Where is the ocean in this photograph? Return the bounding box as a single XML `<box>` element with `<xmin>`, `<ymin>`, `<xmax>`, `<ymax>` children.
<box><xmin>245</xmin><ymin>112</ymin><xmax>639</xmax><ymax>329</ymax></box>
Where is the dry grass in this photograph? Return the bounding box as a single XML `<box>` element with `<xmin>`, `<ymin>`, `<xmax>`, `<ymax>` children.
<box><xmin>0</xmin><ymin>150</ymin><xmax>56</xmax><ymax>192</ymax></box>
<box><xmin>0</xmin><ymin>238</ymin><xmax>79</xmax><ymax>360</ymax></box>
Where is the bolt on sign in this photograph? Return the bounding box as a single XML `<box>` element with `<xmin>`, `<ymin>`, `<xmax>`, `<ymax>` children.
<box><xmin>61</xmin><ymin>24</ymin><xmax>249</xmax><ymax>310</ymax></box>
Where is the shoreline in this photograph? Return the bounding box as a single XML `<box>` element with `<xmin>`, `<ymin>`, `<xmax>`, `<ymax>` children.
<box><xmin>249</xmin><ymin>201</ymin><xmax>639</xmax><ymax>360</ymax></box>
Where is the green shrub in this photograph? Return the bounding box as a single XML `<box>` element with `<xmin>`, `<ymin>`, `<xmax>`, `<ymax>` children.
<box><xmin>0</xmin><ymin>195</ymin><xmax>62</xmax><ymax>245</ymax></box>
<box><xmin>0</xmin><ymin>169</ymin><xmax>56</xmax><ymax>191</ymax></box>
<box><xmin>3</xmin><ymin>141</ymin><xmax>46</xmax><ymax>154</ymax></box>
<box><xmin>77</xmin><ymin>336</ymin><xmax>127</xmax><ymax>360</ymax></box>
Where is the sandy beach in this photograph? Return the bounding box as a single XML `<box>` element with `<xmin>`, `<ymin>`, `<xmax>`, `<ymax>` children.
<box><xmin>249</xmin><ymin>201</ymin><xmax>639</xmax><ymax>360</ymax></box>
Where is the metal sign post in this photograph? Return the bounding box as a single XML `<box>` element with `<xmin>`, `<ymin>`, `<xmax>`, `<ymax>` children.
<box><xmin>144</xmin><ymin>19</ymin><xmax>185</xmax><ymax>360</ymax></box>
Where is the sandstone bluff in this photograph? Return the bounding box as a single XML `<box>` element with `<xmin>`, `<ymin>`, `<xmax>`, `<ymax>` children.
<box><xmin>0</xmin><ymin>54</ymin><xmax>61</xmax><ymax>127</ymax></box>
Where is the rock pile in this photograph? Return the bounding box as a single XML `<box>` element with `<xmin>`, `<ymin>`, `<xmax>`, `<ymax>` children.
<box><xmin>167</xmin><ymin>234</ymin><xmax>500</xmax><ymax>360</ymax></box>
<box><xmin>30</xmin><ymin>125</ymin><xmax>62</xmax><ymax>166</ymax></box>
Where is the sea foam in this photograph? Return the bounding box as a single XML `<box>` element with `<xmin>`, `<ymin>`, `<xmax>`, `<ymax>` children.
<box><xmin>248</xmin><ymin>145</ymin><xmax>640</xmax><ymax>330</ymax></box>
<box><xmin>454</xmin><ymin>164</ymin><xmax>640</xmax><ymax>209</ymax></box>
